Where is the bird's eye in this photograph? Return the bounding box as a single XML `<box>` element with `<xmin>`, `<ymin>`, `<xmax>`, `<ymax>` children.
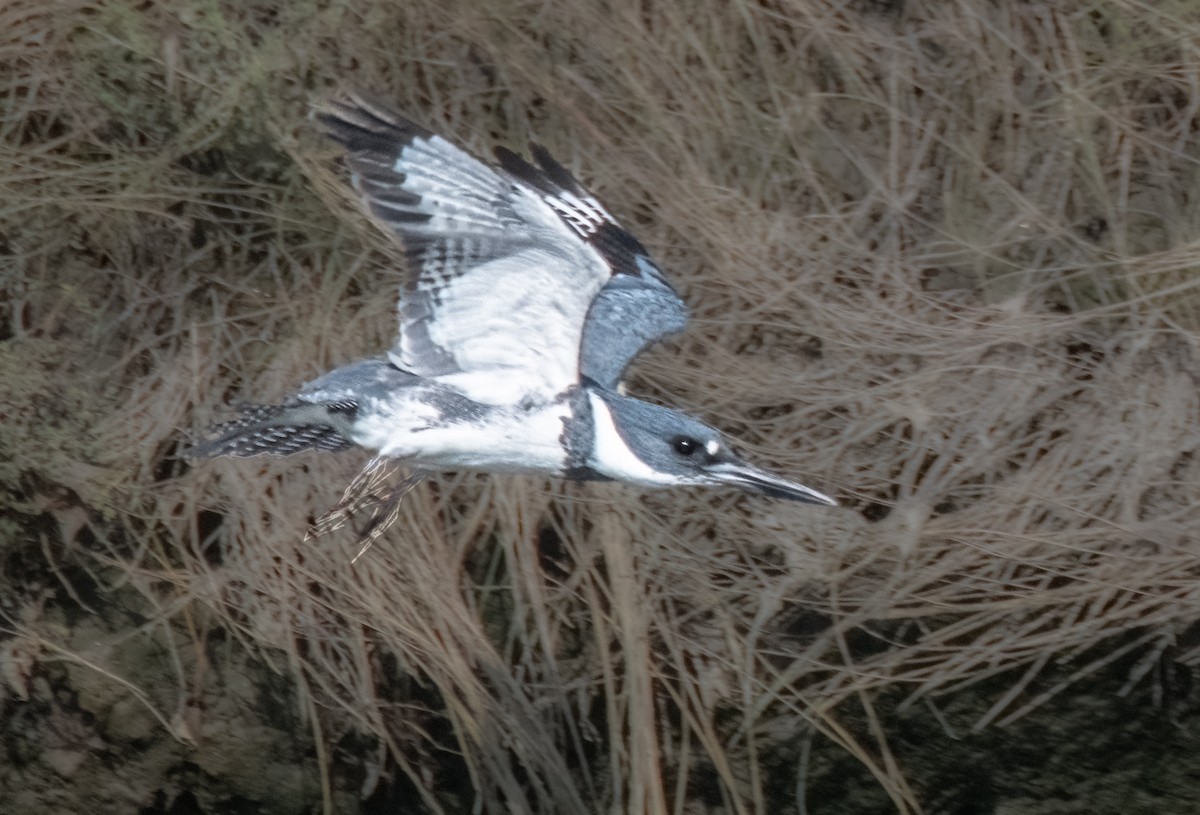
<box><xmin>671</xmin><ymin>436</ymin><xmax>699</xmax><ymax>456</ymax></box>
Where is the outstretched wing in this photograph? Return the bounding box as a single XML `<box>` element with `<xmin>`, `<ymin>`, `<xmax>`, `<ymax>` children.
<box><xmin>492</xmin><ymin>145</ymin><xmax>688</xmax><ymax>390</ymax></box>
<box><xmin>318</xmin><ymin>93</ymin><xmax>686</xmax><ymax>402</ymax></box>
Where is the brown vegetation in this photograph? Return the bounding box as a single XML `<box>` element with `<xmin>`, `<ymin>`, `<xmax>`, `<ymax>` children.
<box><xmin>2</xmin><ymin>1</ymin><xmax>1199</xmax><ymax>812</ymax></box>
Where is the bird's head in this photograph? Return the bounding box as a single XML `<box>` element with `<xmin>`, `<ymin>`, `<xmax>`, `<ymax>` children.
<box><xmin>585</xmin><ymin>391</ymin><xmax>836</xmax><ymax>505</ymax></box>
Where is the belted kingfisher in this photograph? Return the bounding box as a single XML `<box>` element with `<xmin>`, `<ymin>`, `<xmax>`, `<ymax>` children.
<box><xmin>192</xmin><ymin>92</ymin><xmax>836</xmax><ymax>515</ymax></box>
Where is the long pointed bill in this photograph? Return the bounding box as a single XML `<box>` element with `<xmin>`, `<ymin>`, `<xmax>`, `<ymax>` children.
<box><xmin>705</xmin><ymin>460</ymin><xmax>837</xmax><ymax>506</ymax></box>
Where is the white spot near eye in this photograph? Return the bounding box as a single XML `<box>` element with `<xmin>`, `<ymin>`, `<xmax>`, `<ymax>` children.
<box><xmin>705</xmin><ymin>439</ymin><xmax>719</xmax><ymax>457</ymax></box>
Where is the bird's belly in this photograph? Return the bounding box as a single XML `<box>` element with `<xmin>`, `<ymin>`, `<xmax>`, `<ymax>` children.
<box><xmin>352</xmin><ymin>392</ymin><xmax>570</xmax><ymax>475</ymax></box>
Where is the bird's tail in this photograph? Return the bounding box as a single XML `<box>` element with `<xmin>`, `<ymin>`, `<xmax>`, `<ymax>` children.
<box><xmin>188</xmin><ymin>403</ymin><xmax>355</xmax><ymax>459</ymax></box>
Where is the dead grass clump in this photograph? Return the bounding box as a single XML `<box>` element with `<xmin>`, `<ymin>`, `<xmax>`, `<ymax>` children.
<box><xmin>4</xmin><ymin>0</ymin><xmax>1200</xmax><ymax>813</ymax></box>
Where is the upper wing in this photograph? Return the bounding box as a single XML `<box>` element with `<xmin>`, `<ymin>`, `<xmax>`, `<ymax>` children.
<box><xmin>492</xmin><ymin>146</ymin><xmax>688</xmax><ymax>390</ymax></box>
<box><xmin>580</xmin><ymin>273</ymin><xmax>687</xmax><ymax>390</ymax></box>
<box><xmin>318</xmin><ymin>92</ymin><xmax>686</xmax><ymax>403</ymax></box>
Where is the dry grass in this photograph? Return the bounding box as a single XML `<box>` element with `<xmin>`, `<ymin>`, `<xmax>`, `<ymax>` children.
<box><xmin>3</xmin><ymin>0</ymin><xmax>1200</xmax><ymax>812</ymax></box>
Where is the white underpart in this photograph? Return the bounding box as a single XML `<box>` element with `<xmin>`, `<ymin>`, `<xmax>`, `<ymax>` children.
<box><xmin>586</xmin><ymin>391</ymin><xmax>677</xmax><ymax>485</ymax></box>
<box><xmin>352</xmin><ymin>389</ymin><xmax>572</xmax><ymax>474</ymax></box>
<box><xmin>348</xmin><ymin>386</ymin><xmax>571</xmax><ymax>475</ymax></box>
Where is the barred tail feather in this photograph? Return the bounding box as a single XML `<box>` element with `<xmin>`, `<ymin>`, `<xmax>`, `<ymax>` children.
<box><xmin>189</xmin><ymin>404</ymin><xmax>355</xmax><ymax>459</ymax></box>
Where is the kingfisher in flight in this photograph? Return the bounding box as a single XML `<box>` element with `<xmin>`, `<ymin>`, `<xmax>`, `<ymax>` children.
<box><xmin>192</xmin><ymin>92</ymin><xmax>836</xmax><ymax>533</ymax></box>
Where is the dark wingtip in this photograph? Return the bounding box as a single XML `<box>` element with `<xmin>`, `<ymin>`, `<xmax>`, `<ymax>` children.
<box><xmin>494</xmin><ymin>145</ymin><xmax>556</xmax><ymax>195</ymax></box>
<box><xmin>494</xmin><ymin>141</ymin><xmax>587</xmax><ymax>198</ymax></box>
<box><xmin>317</xmin><ymin>90</ymin><xmax>432</xmax><ymax>154</ymax></box>
<box><xmin>529</xmin><ymin>143</ymin><xmax>584</xmax><ymax>194</ymax></box>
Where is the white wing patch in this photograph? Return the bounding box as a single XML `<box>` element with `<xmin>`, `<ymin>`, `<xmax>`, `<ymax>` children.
<box><xmin>404</xmin><ymin>247</ymin><xmax>605</xmax><ymax>404</ymax></box>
